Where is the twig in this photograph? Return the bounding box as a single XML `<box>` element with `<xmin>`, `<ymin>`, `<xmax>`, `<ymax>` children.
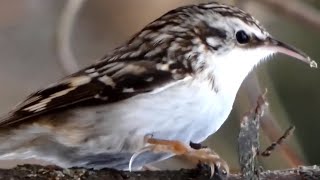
<box><xmin>238</xmin><ymin>90</ymin><xmax>268</xmax><ymax>180</ymax></box>
<box><xmin>260</xmin><ymin>125</ymin><xmax>295</xmax><ymax>157</ymax></box>
<box><xmin>241</xmin><ymin>73</ymin><xmax>303</xmax><ymax>166</ymax></box>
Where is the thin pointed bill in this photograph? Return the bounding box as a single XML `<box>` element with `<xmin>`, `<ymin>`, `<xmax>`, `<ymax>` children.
<box><xmin>265</xmin><ymin>37</ymin><xmax>317</xmax><ymax>68</ymax></box>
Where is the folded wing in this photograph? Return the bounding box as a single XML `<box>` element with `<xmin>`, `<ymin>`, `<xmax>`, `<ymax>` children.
<box><xmin>0</xmin><ymin>59</ymin><xmax>188</xmax><ymax>127</ymax></box>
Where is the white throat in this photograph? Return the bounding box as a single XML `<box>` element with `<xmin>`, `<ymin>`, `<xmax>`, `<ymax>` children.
<box><xmin>201</xmin><ymin>48</ymin><xmax>274</xmax><ymax>98</ymax></box>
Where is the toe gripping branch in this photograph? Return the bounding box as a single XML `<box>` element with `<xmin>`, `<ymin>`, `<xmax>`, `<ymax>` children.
<box><xmin>129</xmin><ymin>137</ymin><xmax>229</xmax><ymax>178</ymax></box>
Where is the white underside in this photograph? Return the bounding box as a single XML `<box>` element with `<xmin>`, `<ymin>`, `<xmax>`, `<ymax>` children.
<box><xmin>93</xmin><ymin>76</ymin><xmax>233</xmax><ymax>150</ymax></box>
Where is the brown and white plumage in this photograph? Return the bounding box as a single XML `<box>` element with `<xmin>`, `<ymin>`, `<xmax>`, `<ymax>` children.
<box><xmin>0</xmin><ymin>2</ymin><xmax>315</xmax><ymax>170</ymax></box>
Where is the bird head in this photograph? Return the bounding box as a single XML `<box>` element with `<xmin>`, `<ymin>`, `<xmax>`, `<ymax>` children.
<box><xmin>109</xmin><ymin>2</ymin><xmax>317</xmax><ymax>91</ymax></box>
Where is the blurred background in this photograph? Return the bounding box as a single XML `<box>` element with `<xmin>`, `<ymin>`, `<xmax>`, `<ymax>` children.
<box><xmin>0</xmin><ymin>0</ymin><xmax>319</xmax><ymax>172</ymax></box>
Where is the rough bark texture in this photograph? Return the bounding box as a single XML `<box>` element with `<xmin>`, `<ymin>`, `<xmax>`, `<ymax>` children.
<box><xmin>0</xmin><ymin>164</ymin><xmax>320</xmax><ymax>180</ymax></box>
<box><xmin>238</xmin><ymin>92</ymin><xmax>267</xmax><ymax>179</ymax></box>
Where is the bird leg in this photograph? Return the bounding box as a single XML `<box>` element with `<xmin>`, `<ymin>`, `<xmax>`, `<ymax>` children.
<box><xmin>129</xmin><ymin>136</ymin><xmax>229</xmax><ymax>177</ymax></box>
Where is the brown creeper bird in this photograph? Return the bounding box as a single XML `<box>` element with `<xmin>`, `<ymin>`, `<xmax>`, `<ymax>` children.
<box><xmin>0</xmin><ymin>2</ymin><xmax>317</xmax><ymax>177</ymax></box>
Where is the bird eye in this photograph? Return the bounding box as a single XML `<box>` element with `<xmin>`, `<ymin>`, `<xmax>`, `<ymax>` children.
<box><xmin>236</xmin><ymin>30</ymin><xmax>250</xmax><ymax>44</ymax></box>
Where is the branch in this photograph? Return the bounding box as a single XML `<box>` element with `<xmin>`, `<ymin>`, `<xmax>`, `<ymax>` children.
<box><xmin>260</xmin><ymin>125</ymin><xmax>295</xmax><ymax>157</ymax></box>
<box><xmin>238</xmin><ymin>91</ymin><xmax>268</xmax><ymax>179</ymax></box>
<box><xmin>1</xmin><ymin>164</ymin><xmax>320</xmax><ymax>180</ymax></box>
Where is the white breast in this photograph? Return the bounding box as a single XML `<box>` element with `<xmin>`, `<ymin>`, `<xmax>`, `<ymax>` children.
<box><xmin>81</xmin><ymin>76</ymin><xmax>234</xmax><ymax>153</ymax></box>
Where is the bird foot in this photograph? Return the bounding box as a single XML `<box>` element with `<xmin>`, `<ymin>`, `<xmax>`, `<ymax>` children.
<box><xmin>129</xmin><ymin>137</ymin><xmax>229</xmax><ymax>178</ymax></box>
<box><xmin>183</xmin><ymin>146</ymin><xmax>229</xmax><ymax>178</ymax></box>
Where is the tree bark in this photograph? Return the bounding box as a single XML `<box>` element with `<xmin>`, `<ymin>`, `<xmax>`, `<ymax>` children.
<box><xmin>0</xmin><ymin>164</ymin><xmax>319</xmax><ymax>180</ymax></box>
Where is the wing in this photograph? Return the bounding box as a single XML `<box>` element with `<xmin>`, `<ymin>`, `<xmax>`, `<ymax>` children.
<box><xmin>0</xmin><ymin>59</ymin><xmax>189</xmax><ymax>127</ymax></box>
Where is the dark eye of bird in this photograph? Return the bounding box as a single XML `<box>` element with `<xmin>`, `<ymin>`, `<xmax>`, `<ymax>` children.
<box><xmin>236</xmin><ymin>30</ymin><xmax>250</xmax><ymax>44</ymax></box>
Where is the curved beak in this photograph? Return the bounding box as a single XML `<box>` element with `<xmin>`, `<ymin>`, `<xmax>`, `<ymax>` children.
<box><xmin>265</xmin><ymin>37</ymin><xmax>317</xmax><ymax>68</ymax></box>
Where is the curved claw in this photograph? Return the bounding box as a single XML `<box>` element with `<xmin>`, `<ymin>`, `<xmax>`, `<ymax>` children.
<box><xmin>209</xmin><ymin>162</ymin><xmax>216</xmax><ymax>178</ymax></box>
<box><xmin>212</xmin><ymin>161</ymin><xmax>229</xmax><ymax>178</ymax></box>
<box><xmin>197</xmin><ymin>152</ymin><xmax>229</xmax><ymax>178</ymax></box>
<box><xmin>129</xmin><ymin>146</ymin><xmax>150</xmax><ymax>171</ymax></box>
